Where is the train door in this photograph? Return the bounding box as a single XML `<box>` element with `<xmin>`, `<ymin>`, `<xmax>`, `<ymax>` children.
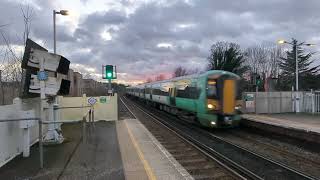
<box><xmin>217</xmin><ymin>76</ymin><xmax>236</xmax><ymax>115</ymax></box>
<box><xmin>169</xmin><ymin>88</ymin><xmax>176</xmax><ymax>106</ymax></box>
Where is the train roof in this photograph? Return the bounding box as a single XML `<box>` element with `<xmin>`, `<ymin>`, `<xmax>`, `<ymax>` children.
<box><xmin>127</xmin><ymin>70</ymin><xmax>240</xmax><ymax>88</ymax></box>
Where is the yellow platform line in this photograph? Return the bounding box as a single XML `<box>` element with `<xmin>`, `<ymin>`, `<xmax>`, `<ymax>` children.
<box><xmin>124</xmin><ymin>121</ymin><xmax>157</xmax><ymax>180</ymax></box>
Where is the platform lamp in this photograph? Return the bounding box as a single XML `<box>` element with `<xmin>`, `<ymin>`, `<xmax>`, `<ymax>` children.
<box><xmin>277</xmin><ymin>39</ymin><xmax>315</xmax><ymax>113</ymax></box>
<box><xmin>53</xmin><ymin>10</ymin><xmax>69</xmax><ymax>54</ymax></box>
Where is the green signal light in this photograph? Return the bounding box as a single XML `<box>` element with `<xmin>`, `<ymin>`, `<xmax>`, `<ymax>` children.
<box><xmin>107</xmin><ymin>72</ymin><xmax>112</xmax><ymax>78</ymax></box>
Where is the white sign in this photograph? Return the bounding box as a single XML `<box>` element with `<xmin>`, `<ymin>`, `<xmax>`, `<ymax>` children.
<box><xmin>245</xmin><ymin>93</ymin><xmax>255</xmax><ymax>108</ymax></box>
<box><xmin>29</xmin><ymin>74</ymin><xmax>61</xmax><ymax>95</ymax></box>
<box><xmin>88</xmin><ymin>97</ymin><xmax>97</xmax><ymax>105</ymax></box>
<box><xmin>27</xmin><ymin>48</ymin><xmax>69</xmax><ymax>75</ymax></box>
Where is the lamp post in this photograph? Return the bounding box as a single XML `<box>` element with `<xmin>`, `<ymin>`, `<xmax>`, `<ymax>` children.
<box><xmin>277</xmin><ymin>39</ymin><xmax>315</xmax><ymax>112</ymax></box>
<box><xmin>53</xmin><ymin>10</ymin><xmax>68</xmax><ymax>54</ymax></box>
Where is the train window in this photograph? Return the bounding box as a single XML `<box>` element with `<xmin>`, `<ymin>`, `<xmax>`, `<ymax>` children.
<box><xmin>207</xmin><ymin>79</ymin><xmax>217</xmax><ymax>99</ymax></box>
<box><xmin>145</xmin><ymin>88</ymin><xmax>151</xmax><ymax>94</ymax></box>
<box><xmin>159</xmin><ymin>82</ymin><xmax>171</xmax><ymax>96</ymax></box>
<box><xmin>176</xmin><ymin>80</ymin><xmax>200</xmax><ymax>99</ymax></box>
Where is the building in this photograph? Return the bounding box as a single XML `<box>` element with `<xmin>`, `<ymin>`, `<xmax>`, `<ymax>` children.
<box><xmin>66</xmin><ymin>69</ymin><xmax>83</xmax><ymax>97</ymax></box>
<box><xmin>82</xmin><ymin>79</ymin><xmax>107</xmax><ymax>96</ymax></box>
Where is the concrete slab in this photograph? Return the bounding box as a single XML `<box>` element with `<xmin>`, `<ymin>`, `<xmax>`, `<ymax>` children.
<box><xmin>58</xmin><ymin>121</ymin><xmax>125</xmax><ymax>180</ymax></box>
<box><xmin>0</xmin><ymin>122</ymin><xmax>85</xmax><ymax>180</ymax></box>
<box><xmin>117</xmin><ymin>119</ymin><xmax>193</xmax><ymax>180</ymax></box>
<box><xmin>242</xmin><ymin>113</ymin><xmax>320</xmax><ymax>144</ymax></box>
<box><xmin>242</xmin><ymin>114</ymin><xmax>320</xmax><ymax>134</ymax></box>
<box><xmin>0</xmin><ymin>119</ymin><xmax>191</xmax><ymax>180</ymax></box>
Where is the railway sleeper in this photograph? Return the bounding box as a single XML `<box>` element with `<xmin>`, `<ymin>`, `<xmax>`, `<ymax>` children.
<box><xmin>180</xmin><ymin>161</ymin><xmax>212</xmax><ymax>167</ymax></box>
<box><xmin>162</xmin><ymin>143</ymin><xmax>188</xmax><ymax>148</ymax></box>
<box><xmin>171</xmin><ymin>152</ymin><xmax>200</xmax><ymax>159</ymax></box>
<box><xmin>166</xmin><ymin>147</ymin><xmax>194</xmax><ymax>153</ymax></box>
<box><xmin>178</xmin><ymin>158</ymin><xmax>207</xmax><ymax>164</ymax></box>
<box><xmin>185</xmin><ymin>166</ymin><xmax>220</xmax><ymax>174</ymax></box>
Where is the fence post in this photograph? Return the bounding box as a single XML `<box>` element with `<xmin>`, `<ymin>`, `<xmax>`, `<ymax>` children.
<box><xmin>13</xmin><ymin>98</ymin><xmax>31</xmax><ymax>157</ymax></box>
<box><xmin>267</xmin><ymin>91</ymin><xmax>270</xmax><ymax>114</ymax></box>
<box><xmin>82</xmin><ymin>116</ymin><xmax>86</xmax><ymax>142</ymax></box>
<box><xmin>280</xmin><ymin>92</ymin><xmax>282</xmax><ymax>113</ymax></box>
<box><xmin>311</xmin><ymin>89</ymin><xmax>315</xmax><ymax>114</ymax></box>
<box><xmin>92</xmin><ymin>107</ymin><xmax>94</xmax><ymax>123</ymax></box>
<box><xmin>254</xmin><ymin>92</ymin><xmax>257</xmax><ymax>114</ymax></box>
<box><xmin>291</xmin><ymin>86</ymin><xmax>295</xmax><ymax>112</ymax></box>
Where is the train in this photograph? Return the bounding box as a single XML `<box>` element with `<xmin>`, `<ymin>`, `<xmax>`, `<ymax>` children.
<box><xmin>126</xmin><ymin>70</ymin><xmax>242</xmax><ymax>128</ymax></box>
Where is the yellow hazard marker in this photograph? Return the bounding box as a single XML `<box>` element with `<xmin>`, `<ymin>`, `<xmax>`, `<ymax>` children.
<box><xmin>124</xmin><ymin>121</ymin><xmax>157</xmax><ymax>180</ymax></box>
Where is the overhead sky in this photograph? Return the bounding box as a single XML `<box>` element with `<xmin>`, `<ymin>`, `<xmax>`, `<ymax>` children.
<box><xmin>1</xmin><ymin>0</ymin><xmax>319</xmax><ymax>84</ymax></box>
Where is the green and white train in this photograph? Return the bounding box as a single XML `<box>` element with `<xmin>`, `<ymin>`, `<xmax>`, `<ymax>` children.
<box><xmin>126</xmin><ymin>70</ymin><xmax>242</xmax><ymax>128</ymax></box>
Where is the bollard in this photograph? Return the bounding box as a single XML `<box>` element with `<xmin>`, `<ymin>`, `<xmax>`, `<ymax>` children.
<box><xmin>82</xmin><ymin>116</ymin><xmax>86</xmax><ymax>142</ymax></box>
<box><xmin>38</xmin><ymin>118</ymin><xmax>43</xmax><ymax>168</ymax></box>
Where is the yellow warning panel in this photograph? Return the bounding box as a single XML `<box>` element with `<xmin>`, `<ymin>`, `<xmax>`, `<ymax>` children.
<box><xmin>223</xmin><ymin>80</ymin><xmax>235</xmax><ymax>114</ymax></box>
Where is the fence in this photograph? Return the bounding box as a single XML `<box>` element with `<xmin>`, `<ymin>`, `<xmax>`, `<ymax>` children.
<box><xmin>243</xmin><ymin>91</ymin><xmax>320</xmax><ymax>114</ymax></box>
<box><xmin>0</xmin><ymin>98</ymin><xmax>44</xmax><ymax>168</ymax></box>
<box><xmin>0</xmin><ymin>97</ymin><xmax>94</xmax><ymax>168</ymax></box>
<box><xmin>302</xmin><ymin>91</ymin><xmax>320</xmax><ymax>113</ymax></box>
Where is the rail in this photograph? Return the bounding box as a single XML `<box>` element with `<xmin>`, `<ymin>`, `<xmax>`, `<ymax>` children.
<box><xmin>123</xmin><ymin>96</ymin><xmax>316</xmax><ymax>180</ymax></box>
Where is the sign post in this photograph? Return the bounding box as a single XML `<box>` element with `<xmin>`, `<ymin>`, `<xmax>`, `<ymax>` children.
<box><xmin>39</xmin><ymin>58</ymin><xmax>45</xmax><ymax>168</ymax></box>
<box><xmin>21</xmin><ymin>39</ymin><xmax>71</xmax><ymax>167</ymax></box>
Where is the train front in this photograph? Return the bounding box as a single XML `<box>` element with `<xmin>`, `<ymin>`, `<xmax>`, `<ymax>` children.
<box><xmin>205</xmin><ymin>72</ymin><xmax>242</xmax><ymax>128</ymax></box>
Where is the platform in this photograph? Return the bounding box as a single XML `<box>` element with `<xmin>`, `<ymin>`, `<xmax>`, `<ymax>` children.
<box><xmin>0</xmin><ymin>119</ymin><xmax>191</xmax><ymax>180</ymax></box>
<box><xmin>242</xmin><ymin>113</ymin><xmax>320</xmax><ymax>144</ymax></box>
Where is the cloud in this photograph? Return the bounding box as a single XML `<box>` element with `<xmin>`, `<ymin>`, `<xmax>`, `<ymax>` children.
<box><xmin>1</xmin><ymin>0</ymin><xmax>320</xmax><ymax>84</ymax></box>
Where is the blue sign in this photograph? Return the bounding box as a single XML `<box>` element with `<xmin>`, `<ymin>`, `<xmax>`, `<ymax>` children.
<box><xmin>37</xmin><ymin>71</ymin><xmax>48</xmax><ymax>81</ymax></box>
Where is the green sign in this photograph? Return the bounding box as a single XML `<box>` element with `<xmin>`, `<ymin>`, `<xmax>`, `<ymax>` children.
<box><xmin>245</xmin><ymin>94</ymin><xmax>254</xmax><ymax>101</ymax></box>
<box><xmin>100</xmin><ymin>97</ymin><xmax>107</xmax><ymax>103</ymax></box>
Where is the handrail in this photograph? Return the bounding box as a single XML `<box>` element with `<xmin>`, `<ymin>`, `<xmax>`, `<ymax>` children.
<box><xmin>0</xmin><ymin>118</ymin><xmax>40</xmax><ymax>123</ymax></box>
<box><xmin>43</xmin><ymin>105</ymin><xmax>91</xmax><ymax>110</ymax></box>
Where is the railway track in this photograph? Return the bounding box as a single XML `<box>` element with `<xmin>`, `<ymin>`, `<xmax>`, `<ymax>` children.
<box><xmin>122</xmin><ymin>96</ymin><xmax>317</xmax><ymax>180</ymax></box>
<box><xmin>120</xmin><ymin>96</ymin><xmax>245</xmax><ymax>180</ymax></box>
<box><xmin>213</xmin><ymin>130</ymin><xmax>320</xmax><ymax>178</ymax></box>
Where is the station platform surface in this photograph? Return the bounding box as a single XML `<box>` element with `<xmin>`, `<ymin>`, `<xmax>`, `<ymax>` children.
<box><xmin>242</xmin><ymin>113</ymin><xmax>320</xmax><ymax>143</ymax></box>
<box><xmin>242</xmin><ymin>113</ymin><xmax>320</xmax><ymax>133</ymax></box>
<box><xmin>0</xmin><ymin>119</ymin><xmax>191</xmax><ymax>180</ymax></box>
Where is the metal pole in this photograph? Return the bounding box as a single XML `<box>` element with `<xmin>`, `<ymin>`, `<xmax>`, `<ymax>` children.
<box><xmin>0</xmin><ymin>70</ymin><xmax>3</xmax><ymax>105</ymax></box>
<box><xmin>108</xmin><ymin>79</ymin><xmax>111</xmax><ymax>95</ymax></box>
<box><xmin>39</xmin><ymin>58</ymin><xmax>45</xmax><ymax>168</ymax></box>
<box><xmin>295</xmin><ymin>40</ymin><xmax>298</xmax><ymax>91</ymax></box>
<box><xmin>294</xmin><ymin>40</ymin><xmax>300</xmax><ymax>113</ymax></box>
<box><xmin>53</xmin><ymin>10</ymin><xmax>56</xmax><ymax>54</ymax></box>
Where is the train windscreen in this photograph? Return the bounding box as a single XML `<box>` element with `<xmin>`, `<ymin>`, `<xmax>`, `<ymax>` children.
<box><xmin>207</xmin><ymin>79</ymin><xmax>217</xmax><ymax>99</ymax></box>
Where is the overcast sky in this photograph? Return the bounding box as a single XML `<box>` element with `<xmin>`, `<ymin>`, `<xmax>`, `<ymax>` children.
<box><xmin>1</xmin><ymin>0</ymin><xmax>319</xmax><ymax>84</ymax></box>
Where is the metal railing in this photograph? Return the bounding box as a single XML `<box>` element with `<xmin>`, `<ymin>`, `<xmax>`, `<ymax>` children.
<box><xmin>302</xmin><ymin>91</ymin><xmax>320</xmax><ymax>114</ymax></box>
<box><xmin>0</xmin><ymin>106</ymin><xmax>94</xmax><ymax>168</ymax></box>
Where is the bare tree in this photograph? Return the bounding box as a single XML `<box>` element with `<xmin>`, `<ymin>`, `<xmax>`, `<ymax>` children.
<box><xmin>155</xmin><ymin>74</ymin><xmax>166</xmax><ymax>81</ymax></box>
<box><xmin>0</xmin><ymin>4</ymin><xmax>34</xmax><ymax>104</ymax></box>
<box><xmin>145</xmin><ymin>77</ymin><xmax>153</xmax><ymax>83</ymax></box>
<box><xmin>173</xmin><ymin>66</ymin><xmax>188</xmax><ymax>77</ymax></box>
<box><xmin>244</xmin><ymin>44</ymin><xmax>283</xmax><ymax>78</ymax></box>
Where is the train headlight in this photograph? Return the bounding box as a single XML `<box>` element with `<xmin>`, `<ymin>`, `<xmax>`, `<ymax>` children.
<box><xmin>210</xmin><ymin>121</ymin><xmax>216</xmax><ymax>125</ymax></box>
<box><xmin>235</xmin><ymin>105</ymin><xmax>242</xmax><ymax>110</ymax></box>
<box><xmin>208</xmin><ymin>104</ymin><xmax>213</xmax><ymax>109</ymax></box>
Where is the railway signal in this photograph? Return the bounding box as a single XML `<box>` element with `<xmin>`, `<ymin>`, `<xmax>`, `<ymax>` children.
<box><xmin>103</xmin><ymin>65</ymin><xmax>116</xmax><ymax>79</ymax></box>
<box><xmin>22</xmin><ymin>38</ymin><xmax>70</xmax><ymax>96</ymax></box>
<box><xmin>102</xmin><ymin>65</ymin><xmax>117</xmax><ymax>96</ymax></box>
<box><xmin>256</xmin><ymin>75</ymin><xmax>262</xmax><ymax>87</ymax></box>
